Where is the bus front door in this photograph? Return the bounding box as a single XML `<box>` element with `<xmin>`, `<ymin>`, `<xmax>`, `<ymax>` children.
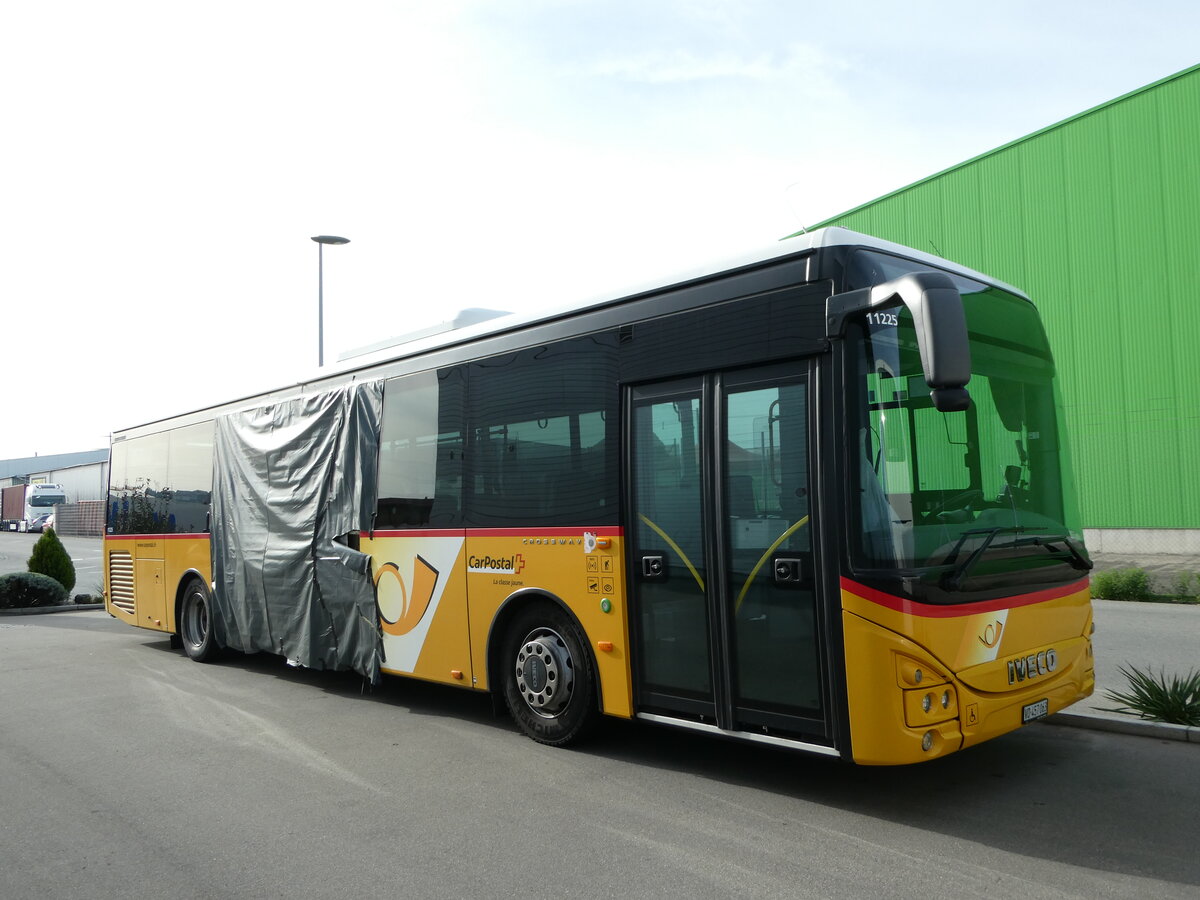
<box><xmin>628</xmin><ymin>366</ymin><xmax>827</xmax><ymax>741</ymax></box>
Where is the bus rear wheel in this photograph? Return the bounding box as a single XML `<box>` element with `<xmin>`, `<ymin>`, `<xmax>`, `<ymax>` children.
<box><xmin>502</xmin><ymin>604</ymin><xmax>598</xmax><ymax>746</ymax></box>
<box><xmin>180</xmin><ymin>578</ymin><xmax>218</xmax><ymax>662</ymax></box>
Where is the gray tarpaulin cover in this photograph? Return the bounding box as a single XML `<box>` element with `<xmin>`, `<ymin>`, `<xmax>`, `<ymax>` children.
<box><xmin>210</xmin><ymin>381</ymin><xmax>384</xmax><ymax>682</ymax></box>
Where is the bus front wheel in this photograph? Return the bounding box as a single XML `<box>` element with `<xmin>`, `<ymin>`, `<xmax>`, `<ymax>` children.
<box><xmin>180</xmin><ymin>578</ymin><xmax>219</xmax><ymax>663</ymax></box>
<box><xmin>502</xmin><ymin>604</ymin><xmax>598</xmax><ymax>746</ymax></box>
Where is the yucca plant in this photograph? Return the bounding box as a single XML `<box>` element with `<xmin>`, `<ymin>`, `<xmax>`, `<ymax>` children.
<box><xmin>1103</xmin><ymin>665</ymin><xmax>1200</xmax><ymax>726</ymax></box>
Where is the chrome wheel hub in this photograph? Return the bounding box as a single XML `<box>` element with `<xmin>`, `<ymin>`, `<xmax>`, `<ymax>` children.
<box><xmin>514</xmin><ymin>627</ymin><xmax>574</xmax><ymax>718</ymax></box>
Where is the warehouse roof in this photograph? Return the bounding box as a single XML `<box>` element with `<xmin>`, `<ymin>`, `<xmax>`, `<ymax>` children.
<box><xmin>0</xmin><ymin>449</ymin><xmax>108</xmax><ymax>480</ymax></box>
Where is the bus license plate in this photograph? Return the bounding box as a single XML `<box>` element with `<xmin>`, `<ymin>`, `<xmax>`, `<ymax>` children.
<box><xmin>1022</xmin><ymin>699</ymin><xmax>1049</xmax><ymax>723</ymax></box>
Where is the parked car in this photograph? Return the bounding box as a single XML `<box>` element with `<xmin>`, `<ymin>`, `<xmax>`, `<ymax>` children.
<box><xmin>27</xmin><ymin>514</ymin><xmax>51</xmax><ymax>533</ymax></box>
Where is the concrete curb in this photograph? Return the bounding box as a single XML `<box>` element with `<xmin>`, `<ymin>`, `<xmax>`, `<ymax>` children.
<box><xmin>0</xmin><ymin>603</ymin><xmax>105</xmax><ymax>616</ymax></box>
<box><xmin>1045</xmin><ymin>710</ymin><xmax>1199</xmax><ymax>744</ymax></box>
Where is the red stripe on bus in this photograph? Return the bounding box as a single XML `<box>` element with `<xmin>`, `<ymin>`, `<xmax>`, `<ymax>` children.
<box><xmin>371</xmin><ymin>526</ymin><xmax>624</xmax><ymax>539</ymax></box>
<box><xmin>104</xmin><ymin>533</ymin><xmax>209</xmax><ymax>540</ymax></box>
<box><xmin>107</xmin><ymin>527</ymin><xmax>625</xmax><ymax>540</ymax></box>
<box><xmin>841</xmin><ymin>576</ymin><xmax>1089</xmax><ymax>618</ymax></box>
<box><xmin>369</xmin><ymin>529</ymin><xmax>464</xmax><ymax>538</ymax></box>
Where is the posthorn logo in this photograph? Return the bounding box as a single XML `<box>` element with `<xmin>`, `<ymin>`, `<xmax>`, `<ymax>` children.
<box><xmin>375</xmin><ymin>556</ymin><xmax>439</xmax><ymax>637</ymax></box>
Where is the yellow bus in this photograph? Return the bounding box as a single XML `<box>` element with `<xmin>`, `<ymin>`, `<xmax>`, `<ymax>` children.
<box><xmin>104</xmin><ymin>227</ymin><xmax>1094</xmax><ymax>765</ymax></box>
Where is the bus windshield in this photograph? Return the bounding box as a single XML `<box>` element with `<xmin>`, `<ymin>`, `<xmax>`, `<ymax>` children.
<box><xmin>849</xmin><ymin>275</ymin><xmax>1087</xmax><ymax>595</ymax></box>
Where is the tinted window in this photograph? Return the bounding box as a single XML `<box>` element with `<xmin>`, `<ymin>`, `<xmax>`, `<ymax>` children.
<box><xmin>377</xmin><ymin>368</ymin><xmax>464</xmax><ymax>528</ymax></box>
<box><xmin>616</xmin><ymin>286</ymin><xmax>827</xmax><ymax>383</ymax></box>
<box><xmin>849</xmin><ymin>287</ymin><xmax>1085</xmax><ymax>593</ymax></box>
<box><xmin>168</xmin><ymin>423</ymin><xmax>215</xmax><ymax>533</ymax></box>
<box><xmin>108</xmin><ymin>421</ymin><xmax>214</xmax><ymax>534</ymax></box>
<box><xmin>29</xmin><ymin>492</ymin><xmax>65</xmax><ymax>508</ymax></box>
<box><xmin>466</xmin><ymin>335</ymin><xmax>618</xmax><ymax>527</ymax></box>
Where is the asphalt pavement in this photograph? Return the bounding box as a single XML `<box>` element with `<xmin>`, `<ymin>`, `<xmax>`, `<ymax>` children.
<box><xmin>5</xmin><ymin>611</ymin><xmax>1197</xmax><ymax>898</ymax></box>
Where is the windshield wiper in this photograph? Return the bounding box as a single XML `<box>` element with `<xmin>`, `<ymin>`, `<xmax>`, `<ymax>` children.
<box><xmin>1016</xmin><ymin>533</ymin><xmax>1094</xmax><ymax>572</ymax></box>
<box><xmin>943</xmin><ymin>526</ymin><xmax>1025</xmax><ymax>590</ymax></box>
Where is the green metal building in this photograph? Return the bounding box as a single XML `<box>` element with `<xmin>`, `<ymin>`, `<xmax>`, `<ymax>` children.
<box><xmin>812</xmin><ymin>63</ymin><xmax>1200</xmax><ymax>557</ymax></box>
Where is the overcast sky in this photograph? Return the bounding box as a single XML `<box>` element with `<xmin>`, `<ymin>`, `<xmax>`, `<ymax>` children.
<box><xmin>3</xmin><ymin>1</ymin><xmax>1198</xmax><ymax>462</ymax></box>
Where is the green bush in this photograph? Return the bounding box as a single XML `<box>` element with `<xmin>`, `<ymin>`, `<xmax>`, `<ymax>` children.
<box><xmin>1169</xmin><ymin>571</ymin><xmax>1197</xmax><ymax>600</ymax></box>
<box><xmin>1091</xmin><ymin>567</ymin><xmax>1152</xmax><ymax>601</ymax></box>
<box><xmin>27</xmin><ymin>526</ymin><xmax>76</xmax><ymax>593</ymax></box>
<box><xmin>0</xmin><ymin>571</ymin><xmax>70</xmax><ymax>609</ymax></box>
<box><xmin>1103</xmin><ymin>665</ymin><xmax>1200</xmax><ymax>726</ymax></box>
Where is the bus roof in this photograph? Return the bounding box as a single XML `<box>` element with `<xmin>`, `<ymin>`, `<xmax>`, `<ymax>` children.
<box><xmin>305</xmin><ymin>226</ymin><xmax>1024</xmax><ymax>375</ymax></box>
<box><xmin>112</xmin><ymin>226</ymin><xmax>1025</xmax><ymax>440</ymax></box>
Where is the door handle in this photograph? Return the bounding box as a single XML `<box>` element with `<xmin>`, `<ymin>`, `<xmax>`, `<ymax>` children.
<box><xmin>773</xmin><ymin>557</ymin><xmax>804</xmax><ymax>586</ymax></box>
<box><xmin>641</xmin><ymin>555</ymin><xmax>667</xmax><ymax>581</ymax></box>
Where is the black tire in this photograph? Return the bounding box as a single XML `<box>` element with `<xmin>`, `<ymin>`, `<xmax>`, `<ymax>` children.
<box><xmin>502</xmin><ymin>603</ymin><xmax>599</xmax><ymax>746</ymax></box>
<box><xmin>179</xmin><ymin>578</ymin><xmax>219</xmax><ymax>662</ymax></box>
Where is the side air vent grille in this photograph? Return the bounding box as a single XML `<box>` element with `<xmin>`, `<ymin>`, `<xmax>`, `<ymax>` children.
<box><xmin>108</xmin><ymin>551</ymin><xmax>135</xmax><ymax>614</ymax></box>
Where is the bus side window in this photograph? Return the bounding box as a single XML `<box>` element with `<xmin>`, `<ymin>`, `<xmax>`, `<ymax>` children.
<box><xmin>377</xmin><ymin>368</ymin><xmax>464</xmax><ymax>529</ymax></box>
<box><xmin>465</xmin><ymin>338</ymin><xmax>618</xmax><ymax>528</ymax></box>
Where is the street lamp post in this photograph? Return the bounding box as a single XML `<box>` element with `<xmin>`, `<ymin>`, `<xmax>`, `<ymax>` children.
<box><xmin>311</xmin><ymin>235</ymin><xmax>350</xmax><ymax>367</ymax></box>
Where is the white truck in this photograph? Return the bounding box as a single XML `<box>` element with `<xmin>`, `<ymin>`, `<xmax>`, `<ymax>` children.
<box><xmin>1</xmin><ymin>483</ymin><xmax>67</xmax><ymax>531</ymax></box>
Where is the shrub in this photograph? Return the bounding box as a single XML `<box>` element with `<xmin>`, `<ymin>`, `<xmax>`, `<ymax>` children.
<box><xmin>1103</xmin><ymin>665</ymin><xmax>1200</xmax><ymax>726</ymax></box>
<box><xmin>1169</xmin><ymin>571</ymin><xmax>1197</xmax><ymax>600</ymax></box>
<box><xmin>27</xmin><ymin>526</ymin><xmax>76</xmax><ymax>593</ymax></box>
<box><xmin>1091</xmin><ymin>567</ymin><xmax>1152</xmax><ymax>601</ymax></box>
<box><xmin>0</xmin><ymin>572</ymin><xmax>70</xmax><ymax>609</ymax></box>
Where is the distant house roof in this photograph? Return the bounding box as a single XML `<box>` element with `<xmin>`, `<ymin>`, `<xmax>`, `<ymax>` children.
<box><xmin>0</xmin><ymin>449</ymin><xmax>108</xmax><ymax>480</ymax></box>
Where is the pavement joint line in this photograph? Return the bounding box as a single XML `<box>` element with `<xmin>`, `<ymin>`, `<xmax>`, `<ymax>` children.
<box><xmin>2</xmin><ymin>606</ymin><xmax>1195</xmax><ymax>745</ymax></box>
<box><xmin>0</xmin><ymin>604</ymin><xmax>105</xmax><ymax>616</ymax></box>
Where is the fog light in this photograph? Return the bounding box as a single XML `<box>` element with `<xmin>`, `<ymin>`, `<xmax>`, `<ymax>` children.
<box><xmin>922</xmin><ymin>693</ymin><xmax>933</xmax><ymax>713</ymax></box>
<box><xmin>941</xmin><ymin>690</ymin><xmax>951</xmax><ymax>709</ymax></box>
<box><xmin>922</xmin><ymin>730</ymin><xmax>935</xmax><ymax>752</ymax></box>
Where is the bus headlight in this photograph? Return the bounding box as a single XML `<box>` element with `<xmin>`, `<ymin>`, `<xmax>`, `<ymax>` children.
<box><xmin>904</xmin><ymin>684</ymin><xmax>958</xmax><ymax>727</ymax></box>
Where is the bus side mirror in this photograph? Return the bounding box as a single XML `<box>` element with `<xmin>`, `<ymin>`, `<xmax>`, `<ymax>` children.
<box><xmin>827</xmin><ymin>271</ymin><xmax>971</xmax><ymax>412</ymax></box>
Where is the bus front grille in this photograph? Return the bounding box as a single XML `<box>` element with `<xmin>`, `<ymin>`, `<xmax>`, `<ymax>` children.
<box><xmin>108</xmin><ymin>551</ymin><xmax>135</xmax><ymax>614</ymax></box>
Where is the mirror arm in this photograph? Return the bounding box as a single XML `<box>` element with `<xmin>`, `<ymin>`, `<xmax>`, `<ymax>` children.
<box><xmin>827</xmin><ymin>271</ymin><xmax>971</xmax><ymax>412</ymax></box>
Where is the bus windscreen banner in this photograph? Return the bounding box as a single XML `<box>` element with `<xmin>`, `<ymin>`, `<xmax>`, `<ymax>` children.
<box><xmin>210</xmin><ymin>381</ymin><xmax>385</xmax><ymax>681</ymax></box>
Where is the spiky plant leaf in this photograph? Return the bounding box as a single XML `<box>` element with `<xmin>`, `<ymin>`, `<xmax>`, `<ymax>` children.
<box><xmin>1102</xmin><ymin>665</ymin><xmax>1200</xmax><ymax>726</ymax></box>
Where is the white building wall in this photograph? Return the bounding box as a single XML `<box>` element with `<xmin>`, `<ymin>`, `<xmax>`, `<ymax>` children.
<box><xmin>1084</xmin><ymin>528</ymin><xmax>1200</xmax><ymax>558</ymax></box>
<box><xmin>27</xmin><ymin>462</ymin><xmax>109</xmax><ymax>503</ymax></box>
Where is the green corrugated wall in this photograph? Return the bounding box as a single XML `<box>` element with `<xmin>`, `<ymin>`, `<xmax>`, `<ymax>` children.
<box><xmin>815</xmin><ymin>64</ymin><xmax>1200</xmax><ymax>530</ymax></box>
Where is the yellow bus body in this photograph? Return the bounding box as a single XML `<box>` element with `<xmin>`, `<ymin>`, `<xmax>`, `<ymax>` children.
<box><xmin>841</xmin><ymin>577</ymin><xmax>1093</xmax><ymax>765</ymax></box>
<box><xmin>107</xmin><ymin>531</ymin><xmax>1090</xmax><ymax>765</ymax></box>
<box><xmin>105</xmin><ymin>528</ymin><xmax>635</xmax><ymax>719</ymax></box>
<box><xmin>105</xmin><ymin>534</ymin><xmax>210</xmax><ymax>634</ymax></box>
<box><xmin>361</xmin><ymin>528</ymin><xmax>632</xmax><ymax>717</ymax></box>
